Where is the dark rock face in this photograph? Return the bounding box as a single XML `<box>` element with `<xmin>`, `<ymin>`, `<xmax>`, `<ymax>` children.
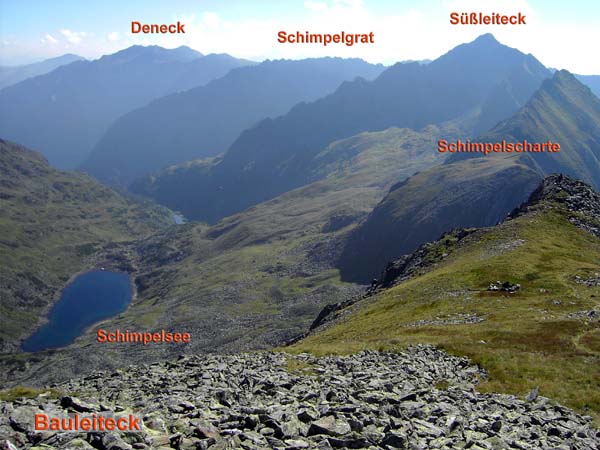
<box><xmin>371</xmin><ymin>228</ymin><xmax>477</xmax><ymax>291</ymax></box>
<box><xmin>1</xmin><ymin>347</ymin><xmax>598</xmax><ymax>449</ymax></box>
<box><xmin>307</xmin><ymin>227</ymin><xmax>479</xmax><ymax>332</ymax></box>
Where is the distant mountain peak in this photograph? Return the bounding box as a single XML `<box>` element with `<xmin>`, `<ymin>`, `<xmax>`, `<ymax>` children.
<box><xmin>551</xmin><ymin>69</ymin><xmax>578</xmax><ymax>84</ymax></box>
<box><xmin>431</xmin><ymin>33</ymin><xmax>526</xmax><ymax>71</ymax></box>
<box><xmin>453</xmin><ymin>33</ymin><xmax>504</xmax><ymax>53</ymax></box>
<box><xmin>174</xmin><ymin>45</ymin><xmax>195</xmax><ymax>51</ymax></box>
<box><xmin>48</xmin><ymin>53</ymin><xmax>84</xmax><ymax>62</ymax></box>
<box><xmin>102</xmin><ymin>45</ymin><xmax>203</xmax><ymax>64</ymax></box>
<box><xmin>0</xmin><ymin>53</ymin><xmax>84</xmax><ymax>90</ymax></box>
<box><xmin>473</xmin><ymin>33</ymin><xmax>499</xmax><ymax>44</ymax></box>
<box><xmin>528</xmin><ymin>68</ymin><xmax>599</xmax><ymax>112</ymax></box>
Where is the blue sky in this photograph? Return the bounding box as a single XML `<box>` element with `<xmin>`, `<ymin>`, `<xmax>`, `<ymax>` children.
<box><xmin>1</xmin><ymin>0</ymin><xmax>599</xmax><ymax>73</ymax></box>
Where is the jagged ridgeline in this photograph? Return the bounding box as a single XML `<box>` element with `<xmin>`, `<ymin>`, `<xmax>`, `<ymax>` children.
<box><xmin>340</xmin><ymin>70</ymin><xmax>600</xmax><ymax>282</ymax></box>
<box><xmin>131</xmin><ymin>34</ymin><xmax>551</xmax><ymax>223</ymax></box>
<box><xmin>83</xmin><ymin>57</ymin><xmax>385</xmax><ymax>186</ymax></box>
<box><xmin>293</xmin><ymin>174</ymin><xmax>600</xmax><ymax>424</ymax></box>
<box><xmin>0</xmin><ymin>140</ymin><xmax>171</xmax><ymax>353</ymax></box>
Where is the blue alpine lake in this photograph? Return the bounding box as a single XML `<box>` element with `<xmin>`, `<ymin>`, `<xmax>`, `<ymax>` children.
<box><xmin>22</xmin><ymin>270</ymin><xmax>133</xmax><ymax>352</ymax></box>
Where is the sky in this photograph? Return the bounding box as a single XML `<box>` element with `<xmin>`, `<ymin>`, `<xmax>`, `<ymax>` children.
<box><xmin>1</xmin><ymin>0</ymin><xmax>599</xmax><ymax>74</ymax></box>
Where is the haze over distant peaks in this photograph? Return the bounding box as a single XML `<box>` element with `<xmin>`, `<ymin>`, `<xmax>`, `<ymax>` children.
<box><xmin>0</xmin><ymin>54</ymin><xmax>84</xmax><ymax>90</ymax></box>
<box><xmin>83</xmin><ymin>57</ymin><xmax>385</xmax><ymax>186</ymax></box>
<box><xmin>575</xmin><ymin>74</ymin><xmax>600</xmax><ymax>98</ymax></box>
<box><xmin>0</xmin><ymin>45</ymin><xmax>251</xmax><ymax>169</ymax></box>
<box><xmin>100</xmin><ymin>45</ymin><xmax>203</xmax><ymax>64</ymax></box>
<box><xmin>133</xmin><ymin>34</ymin><xmax>551</xmax><ymax>224</ymax></box>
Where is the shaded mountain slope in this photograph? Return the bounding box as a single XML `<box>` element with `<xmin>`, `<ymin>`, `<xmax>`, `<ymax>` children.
<box><xmin>83</xmin><ymin>57</ymin><xmax>385</xmax><ymax>186</ymax></box>
<box><xmin>340</xmin><ymin>70</ymin><xmax>600</xmax><ymax>282</ymax></box>
<box><xmin>339</xmin><ymin>157</ymin><xmax>541</xmax><ymax>282</ymax></box>
<box><xmin>133</xmin><ymin>34</ymin><xmax>550</xmax><ymax>223</ymax></box>
<box><xmin>132</xmin><ymin>121</ymin><xmax>464</xmax><ymax>219</ymax></box>
<box><xmin>470</xmin><ymin>71</ymin><xmax>600</xmax><ymax>185</ymax></box>
<box><xmin>0</xmin><ymin>46</ymin><xmax>250</xmax><ymax>168</ymax></box>
<box><xmin>0</xmin><ymin>139</ymin><xmax>171</xmax><ymax>354</ymax></box>
<box><xmin>0</xmin><ymin>54</ymin><xmax>83</xmax><ymax>90</ymax></box>
<box><xmin>293</xmin><ymin>174</ymin><xmax>600</xmax><ymax>423</ymax></box>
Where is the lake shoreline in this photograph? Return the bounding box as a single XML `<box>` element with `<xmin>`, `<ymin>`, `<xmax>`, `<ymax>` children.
<box><xmin>21</xmin><ymin>270</ymin><xmax>134</xmax><ymax>353</ymax></box>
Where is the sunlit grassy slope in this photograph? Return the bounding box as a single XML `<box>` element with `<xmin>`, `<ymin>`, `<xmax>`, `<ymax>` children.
<box><xmin>290</xmin><ymin>198</ymin><xmax>600</xmax><ymax>422</ymax></box>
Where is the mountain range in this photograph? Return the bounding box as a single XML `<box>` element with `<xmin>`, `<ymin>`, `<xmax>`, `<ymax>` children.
<box><xmin>81</xmin><ymin>57</ymin><xmax>385</xmax><ymax>186</ymax></box>
<box><xmin>132</xmin><ymin>34</ymin><xmax>552</xmax><ymax>223</ymax></box>
<box><xmin>340</xmin><ymin>70</ymin><xmax>600</xmax><ymax>282</ymax></box>
<box><xmin>1</xmin><ymin>123</ymin><xmax>452</xmax><ymax>384</ymax></box>
<box><xmin>2</xmin><ymin>32</ymin><xmax>600</xmax><ymax>433</ymax></box>
<box><xmin>0</xmin><ymin>46</ymin><xmax>250</xmax><ymax>169</ymax></box>
<box><xmin>0</xmin><ymin>54</ymin><xmax>84</xmax><ymax>90</ymax></box>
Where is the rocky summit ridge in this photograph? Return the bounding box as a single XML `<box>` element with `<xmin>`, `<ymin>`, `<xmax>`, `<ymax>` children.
<box><xmin>380</xmin><ymin>173</ymin><xmax>600</xmax><ymax>290</ymax></box>
<box><xmin>1</xmin><ymin>346</ymin><xmax>599</xmax><ymax>449</ymax></box>
<box><xmin>508</xmin><ymin>173</ymin><xmax>600</xmax><ymax>238</ymax></box>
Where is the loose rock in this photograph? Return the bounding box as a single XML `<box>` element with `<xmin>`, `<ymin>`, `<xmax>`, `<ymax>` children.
<box><xmin>0</xmin><ymin>346</ymin><xmax>598</xmax><ymax>449</ymax></box>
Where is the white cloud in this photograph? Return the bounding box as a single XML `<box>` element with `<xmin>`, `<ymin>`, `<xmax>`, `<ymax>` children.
<box><xmin>60</xmin><ymin>29</ymin><xmax>87</xmax><ymax>45</ymax></box>
<box><xmin>42</xmin><ymin>34</ymin><xmax>58</xmax><ymax>45</ymax></box>
<box><xmin>107</xmin><ymin>32</ymin><xmax>120</xmax><ymax>42</ymax></box>
<box><xmin>201</xmin><ymin>12</ymin><xmax>220</xmax><ymax>29</ymax></box>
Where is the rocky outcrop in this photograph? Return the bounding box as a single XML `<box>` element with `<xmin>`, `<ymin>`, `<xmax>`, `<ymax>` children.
<box><xmin>1</xmin><ymin>346</ymin><xmax>598</xmax><ymax>449</ymax></box>
<box><xmin>509</xmin><ymin>173</ymin><xmax>600</xmax><ymax>238</ymax></box>
<box><xmin>369</xmin><ymin>228</ymin><xmax>477</xmax><ymax>292</ymax></box>
<box><xmin>487</xmin><ymin>281</ymin><xmax>521</xmax><ymax>293</ymax></box>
